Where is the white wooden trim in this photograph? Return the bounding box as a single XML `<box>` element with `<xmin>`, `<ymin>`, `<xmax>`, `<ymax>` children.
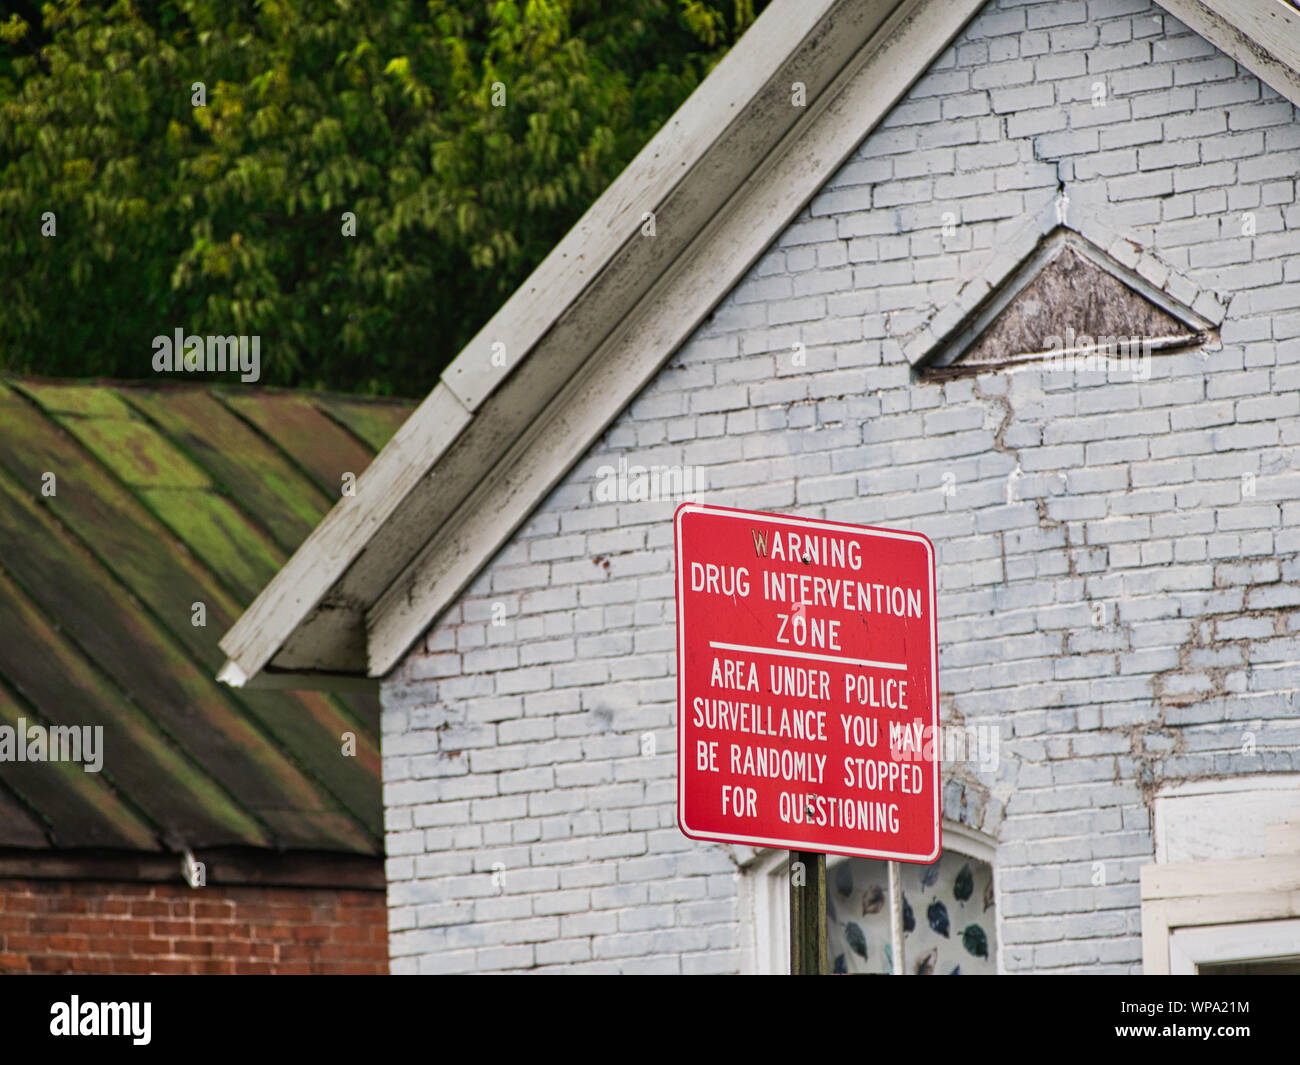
<box><xmin>215</xmin><ymin>0</ymin><xmax>920</xmax><ymax>686</ymax></box>
<box><xmin>1142</xmin><ymin>854</ymin><xmax>1300</xmax><ymax>899</ymax></box>
<box><xmin>1158</xmin><ymin>774</ymin><xmax>1300</xmax><ymax>799</ymax></box>
<box><xmin>1154</xmin><ymin>0</ymin><xmax>1300</xmax><ymax>108</ymax></box>
<box><xmin>365</xmin><ymin>0</ymin><xmax>988</xmax><ymax>676</ymax></box>
<box><xmin>738</xmin><ymin>849</ymin><xmax>790</xmax><ymax>975</ymax></box>
<box><xmin>1153</xmin><ymin>775</ymin><xmax>1300</xmax><ymax>863</ymax></box>
<box><xmin>1139</xmin><ymin>854</ymin><xmax>1300</xmax><ymax>973</ymax></box>
<box><xmin>939</xmin><ymin>820</ymin><xmax>997</xmax><ymax>864</ymax></box>
<box><xmin>1170</xmin><ymin>918</ymin><xmax>1300</xmax><ymax>973</ymax></box>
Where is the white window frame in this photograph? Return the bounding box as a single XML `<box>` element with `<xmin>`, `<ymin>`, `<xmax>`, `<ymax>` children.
<box><xmin>735</xmin><ymin>847</ymin><xmax>789</xmax><ymax>975</ymax></box>
<box><xmin>1169</xmin><ymin>918</ymin><xmax>1300</xmax><ymax>974</ymax></box>
<box><xmin>1143</xmin><ymin>777</ymin><xmax>1300</xmax><ymax>973</ymax></box>
<box><xmin>1141</xmin><ymin>854</ymin><xmax>1300</xmax><ymax>974</ymax></box>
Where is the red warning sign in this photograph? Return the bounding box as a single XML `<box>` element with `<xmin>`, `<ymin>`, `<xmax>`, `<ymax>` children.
<box><xmin>675</xmin><ymin>503</ymin><xmax>940</xmax><ymax>861</ymax></box>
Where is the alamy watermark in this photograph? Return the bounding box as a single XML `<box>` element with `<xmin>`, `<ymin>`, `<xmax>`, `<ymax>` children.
<box><xmin>889</xmin><ymin>719</ymin><xmax>999</xmax><ymax>774</ymax></box>
<box><xmin>151</xmin><ymin>329</ymin><xmax>260</xmax><ymax>382</ymax></box>
<box><xmin>50</xmin><ymin>997</ymin><xmax>150</xmax><ymax>1045</ymax></box>
<box><xmin>594</xmin><ymin>457</ymin><xmax>706</xmax><ymax>503</ymax></box>
<box><xmin>1042</xmin><ymin>328</ymin><xmax>1152</xmax><ymax>381</ymax></box>
<box><xmin>0</xmin><ymin>718</ymin><xmax>103</xmax><ymax>772</ymax></box>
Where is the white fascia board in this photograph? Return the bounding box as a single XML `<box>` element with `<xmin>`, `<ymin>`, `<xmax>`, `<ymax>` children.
<box><xmin>219</xmin><ymin>665</ymin><xmax>379</xmax><ymax>692</ymax></box>
<box><xmin>1155</xmin><ymin>0</ymin><xmax>1300</xmax><ymax>107</ymax></box>
<box><xmin>217</xmin><ymin>0</ymin><xmax>900</xmax><ymax>687</ymax></box>
<box><xmin>215</xmin><ymin>659</ymin><xmax>247</xmax><ymax>688</ymax></box>
<box><xmin>312</xmin><ymin>0</ymin><xmax>902</xmax><ymax>635</ymax></box>
<box><xmin>366</xmin><ymin>0</ymin><xmax>989</xmax><ymax>677</ymax></box>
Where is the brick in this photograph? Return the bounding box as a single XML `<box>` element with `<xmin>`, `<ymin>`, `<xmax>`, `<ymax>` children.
<box><xmin>1107</xmin><ymin>170</ymin><xmax>1172</xmax><ymax>200</ymax></box>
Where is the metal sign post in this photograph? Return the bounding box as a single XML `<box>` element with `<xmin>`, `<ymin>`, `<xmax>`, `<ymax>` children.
<box><xmin>889</xmin><ymin>859</ymin><xmax>905</xmax><ymax>975</ymax></box>
<box><xmin>789</xmin><ymin>850</ymin><xmax>826</xmax><ymax>975</ymax></box>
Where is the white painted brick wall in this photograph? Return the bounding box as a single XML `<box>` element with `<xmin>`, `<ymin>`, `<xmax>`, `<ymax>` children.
<box><xmin>382</xmin><ymin>0</ymin><xmax>1300</xmax><ymax>974</ymax></box>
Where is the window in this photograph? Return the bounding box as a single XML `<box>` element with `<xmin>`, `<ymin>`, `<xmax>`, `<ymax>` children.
<box><xmin>827</xmin><ymin>846</ymin><xmax>996</xmax><ymax>975</ymax></box>
<box><xmin>917</xmin><ymin>227</ymin><xmax>1214</xmax><ymax>381</ymax></box>
<box><xmin>1170</xmin><ymin>919</ymin><xmax>1300</xmax><ymax>975</ymax></box>
<box><xmin>1141</xmin><ymin>778</ymin><xmax>1300</xmax><ymax>974</ymax></box>
<box><xmin>737</xmin><ymin>822</ymin><xmax>998</xmax><ymax>974</ymax></box>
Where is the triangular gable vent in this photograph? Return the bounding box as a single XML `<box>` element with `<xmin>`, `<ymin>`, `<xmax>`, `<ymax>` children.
<box><xmin>922</xmin><ymin>228</ymin><xmax>1214</xmax><ymax>376</ymax></box>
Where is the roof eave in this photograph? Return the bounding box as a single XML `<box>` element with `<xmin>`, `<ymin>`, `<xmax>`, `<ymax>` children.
<box><xmin>218</xmin><ymin>0</ymin><xmax>913</xmax><ymax>687</ymax></box>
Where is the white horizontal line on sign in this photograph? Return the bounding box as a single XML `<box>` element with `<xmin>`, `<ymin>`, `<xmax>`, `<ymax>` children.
<box><xmin>707</xmin><ymin>642</ymin><xmax>905</xmax><ymax>671</ymax></box>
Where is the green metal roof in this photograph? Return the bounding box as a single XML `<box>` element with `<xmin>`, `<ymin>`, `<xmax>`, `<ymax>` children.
<box><xmin>0</xmin><ymin>377</ymin><xmax>415</xmax><ymax>856</ymax></box>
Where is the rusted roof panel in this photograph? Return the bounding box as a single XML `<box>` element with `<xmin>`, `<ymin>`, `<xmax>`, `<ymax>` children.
<box><xmin>220</xmin><ymin>392</ymin><xmax>377</xmax><ymax>500</ymax></box>
<box><xmin>0</xmin><ymin>378</ymin><xmax>416</xmax><ymax>860</ymax></box>
<box><xmin>0</xmin><ymin>563</ymin><xmax>269</xmax><ymax>848</ymax></box>
<box><xmin>315</xmin><ymin>398</ymin><xmax>415</xmax><ymax>454</ymax></box>
<box><xmin>138</xmin><ymin>487</ymin><xmax>286</xmax><ymax>606</ymax></box>
<box><xmin>0</xmin><ymin>786</ymin><xmax>51</xmax><ymax>849</ymax></box>
<box><xmin>124</xmin><ymin>390</ymin><xmax>331</xmax><ymax>551</ymax></box>
<box><xmin>0</xmin><ymin>384</ymin><xmax>247</xmax><ymax>661</ymax></box>
<box><xmin>0</xmin><ymin>687</ymin><xmax>157</xmax><ymax>850</ymax></box>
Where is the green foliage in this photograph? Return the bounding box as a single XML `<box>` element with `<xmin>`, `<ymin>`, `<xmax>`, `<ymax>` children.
<box><xmin>0</xmin><ymin>0</ymin><xmax>764</xmax><ymax>395</ymax></box>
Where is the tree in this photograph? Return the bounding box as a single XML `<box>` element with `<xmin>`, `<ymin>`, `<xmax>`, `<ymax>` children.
<box><xmin>0</xmin><ymin>0</ymin><xmax>764</xmax><ymax>395</ymax></box>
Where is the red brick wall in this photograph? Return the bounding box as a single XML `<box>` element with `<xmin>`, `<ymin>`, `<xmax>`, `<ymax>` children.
<box><xmin>0</xmin><ymin>879</ymin><xmax>388</xmax><ymax>974</ymax></box>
